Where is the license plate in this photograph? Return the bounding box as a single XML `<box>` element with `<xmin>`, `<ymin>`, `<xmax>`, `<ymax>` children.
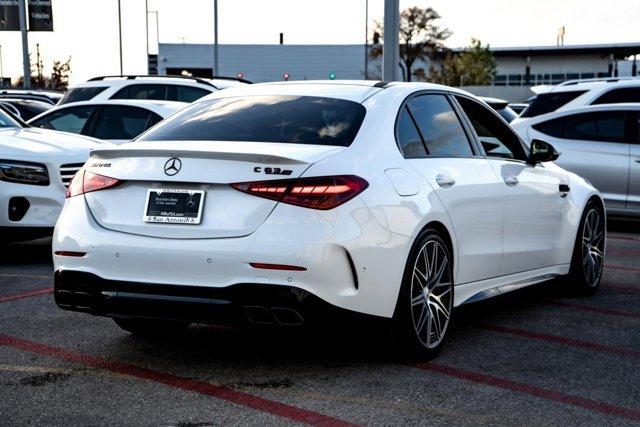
<box><xmin>143</xmin><ymin>189</ymin><xmax>205</xmax><ymax>224</ymax></box>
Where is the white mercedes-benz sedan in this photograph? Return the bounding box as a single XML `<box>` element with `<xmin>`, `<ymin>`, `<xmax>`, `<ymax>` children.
<box><xmin>52</xmin><ymin>81</ymin><xmax>605</xmax><ymax>358</ymax></box>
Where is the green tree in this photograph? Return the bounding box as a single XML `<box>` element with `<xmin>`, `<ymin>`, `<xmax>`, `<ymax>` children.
<box><xmin>429</xmin><ymin>39</ymin><xmax>496</xmax><ymax>86</ymax></box>
<box><xmin>369</xmin><ymin>6</ymin><xmax>451</xmax><ymax>82</ymax></box>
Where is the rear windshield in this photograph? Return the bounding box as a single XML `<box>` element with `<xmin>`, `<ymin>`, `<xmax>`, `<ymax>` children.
<box><xmin>520</xmin><ymin>90</ymin><xmax>587</xmax><ymax>118</ymax></box>
<box><xmin>138</xmin><ymin>95</ymin><xmax>367</xmax><ymax>146</ymax></box>
<box><xmin>59</xmin><ymin>86</ymin><xmax>108</xmax><ymax>105</ymax></box>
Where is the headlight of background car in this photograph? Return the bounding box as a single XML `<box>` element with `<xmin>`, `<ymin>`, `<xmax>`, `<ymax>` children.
<box><xmin>0</xmin><ymin>160</ymin><xmax>49</xmax><ymax>185</ymax></box>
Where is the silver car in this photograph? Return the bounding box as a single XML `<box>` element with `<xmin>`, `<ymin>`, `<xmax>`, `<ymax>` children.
<box><xmin>512</xmin><ymin>104</ymin><xmax>640</xmax><ymax>217</ymax></box>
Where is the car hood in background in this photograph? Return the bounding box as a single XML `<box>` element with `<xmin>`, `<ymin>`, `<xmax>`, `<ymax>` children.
<box><xmin>0</xmin><ymin>127</ymin><xmax>111</xmax><ymax>158</ymax></box>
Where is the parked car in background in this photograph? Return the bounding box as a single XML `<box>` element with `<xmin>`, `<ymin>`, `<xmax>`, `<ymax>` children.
<box><xmin>0</xmin><ymin>98</ymin><xmax>52</xmax><ymax>120</ymax></box>
<box><xmin>508</xmin><ymin>103</ymin><xmax>529</xmax><ymax>115</ymax></box>
<box><xmin>28</xmin><ymin>99</ymin><xmax>185</xmax><ymax>144</ymax></box>
<box><xmin>513</xmin><ymin>77</ymin><xmax>640</xmax><ymax>123</ymax></box>
<box><xmin>0</xmin><ymin>108</ymin><xmax>111</xmax><ymax>243</ymax></box>
<box><xmin>0</xmin><ymin>89</ymin><xmax>63</xmax><ymax>105</ymax></box>
<box><xmin>53</xmin><ymin>81</ymin><xmax>604</xmax><ymax>358</ymax></box>
<box><xmin>58</xmin><ymin>75</ymin><xmax>250</xmax><ymax>106</ymax></box>
<box><xmin>479</xmin><ymin>96</ymin><xmax>518</xmax><ymax>122</ymax></box>
<box><xmin>512</xmin><ymin>103</ymin><xmax>640</xmax><ymax>217</ymax></box>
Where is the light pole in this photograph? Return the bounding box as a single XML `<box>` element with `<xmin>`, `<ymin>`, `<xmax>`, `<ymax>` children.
<box><xmin>145</xmin><ymin>0</ymin><xmax>149</xmax><ymax>56</ymax></box>
<box><xmin>382</xmin><ymin>0</ymin><xmax>399</xmax><ymax>81</ymax></box>
<box><xmin>18</xmin><ymin>0</ymin><xmax>30</xmax><ymax>89</ymax></box>
<box><xmin>364</xmin><ymin>0</ymin><xmax>368</xmax><ymax>79</ymax></box>
<box><xmin>0</xmin><ymin>45</ymin><xmax>4</xmax><ymax>88</ymax></box>
<box><xmin>118</xmin><ymin>0</ymin><xmax>123</xmax><ymax>75</ymax></box>
<box><xmin>213</xmin><ymin>0</ymin><xmax>219</xmax><ymax>76</ymax></box>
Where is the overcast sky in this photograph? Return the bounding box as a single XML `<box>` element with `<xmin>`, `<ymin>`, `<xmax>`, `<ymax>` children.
<box><xmin>1</xmin><ymin>0</ymin><xmax>639</xmax><ymax>84</ymax></box>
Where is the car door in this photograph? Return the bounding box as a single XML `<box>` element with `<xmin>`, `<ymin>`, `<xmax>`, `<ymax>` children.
<box><xmin>531</xmin><ymin>111</ymin><xmax>630</xmax><ymax>211</ymax></box>
<box><xmin>90</xmin><ymin>105</ymin><xmax>162</xmax><ymax>144</ymax></box>
<box><xmin>29</xmin><ymin>105</ymin><xmax>96</xmax><ymax>136</ymax></box>
<box><xmin>398</xmin><ymin>93</ymin><xmax>505</xmax><ymax>284</ymax></box>
<box><xmin>628</xmin><ymin>111</ymin><xmax>640</xmax><ymax>212</ymax></box>
<box><xmin>455</xmin><ymin>95</ymin><xmax>567</xmax><ymax>276</ymax></box>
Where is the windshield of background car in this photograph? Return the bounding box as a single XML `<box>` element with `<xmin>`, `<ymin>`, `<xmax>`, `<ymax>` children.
<box><xmin>138</xmin><ymin>95</ymin><xmax>367</xmax><ymax>146</ymax></box>
<box><xmin>0</xmin><ymin>109</ymin><xmax>22</xmax><ymax>128</ymax></box>
<box><xmin>520</xmin><ymin>90</ymin><xmax>587</xmax><ymax>118</ymax></box>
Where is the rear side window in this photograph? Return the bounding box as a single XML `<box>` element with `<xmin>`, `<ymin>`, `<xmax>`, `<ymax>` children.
<box><xmin>175</xmin><ymin>86</ymin><xmax>211</xmax><ymax>102</ymax></box>
<box><xmin>59</xmin><ymin>87</ymin><xmax>108</xmax><ymax>105</ymax></box>
<box><xmin>520</xmin><ymin>90</ymin><xmax>587</xmax><ymax>118</ymax></box>
<box><xmin>562</xmin><ymin>111</ymin><xmax>625</xmax><ymax>143</ymax></box>
<box><xmin>111</xmin><ymin>84</ymin><xmax>170</xmax><ymax>101</ymax></box>
<box><xmin>30</xmin><ymin>106</ymin><xmax>94</xmax><ymax>134</ymax></box>
<box><xmin>396</xmin><ymin>107</ymin><xmax>427</xmax><ymax>157</ymax></box>
<box><xmin>592</xmin><ymin>87</ymin><xmax>640</xmax><ymax>105</ymax></box>
<box><xmin>93</xmin><ymin>106</ymin><xmax>160</xmax><ymax>140</ymax></box>
<box><xmin>406</xmin><ymin>95</ymin><xmax>473</xmax><ymax>156</ymax></box>
<box><xmin>139</xmin><ymin>95</ymin><xmax>366</xmax><ymax>146</ymax></box>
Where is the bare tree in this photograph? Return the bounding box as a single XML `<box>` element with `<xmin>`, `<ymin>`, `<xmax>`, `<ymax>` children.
<box><xmin>369</xmin><ymin>6</ymin><xmax>451</xmax><ymax>82</ymax></box>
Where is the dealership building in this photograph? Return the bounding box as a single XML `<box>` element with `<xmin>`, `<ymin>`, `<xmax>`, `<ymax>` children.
<box><xmin>155</xmin><ymin>42</ymin><xmax>640</xmax><ymax>85</ymax></box>
<box><xmin>154</xmin><ymin>42</ymin><xmax>640</xmax><ymax>102</ymax></box>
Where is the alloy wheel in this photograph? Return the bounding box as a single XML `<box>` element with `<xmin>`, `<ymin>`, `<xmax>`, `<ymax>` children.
<box><xmin>410</xmin><ymin>240</ymin><xmax>453</xmax><ymax>349</ymax></box>
<box><xmin>581</xmin><ymin>208</ymin><xmax>605</xmax><ymax>287</ymax></box>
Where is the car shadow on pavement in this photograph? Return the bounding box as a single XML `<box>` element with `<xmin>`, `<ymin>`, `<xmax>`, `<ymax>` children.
<box><xmin>0</xmin><ymin>237</ymin><xmax>52</xmax><ymax>266</ymax></box>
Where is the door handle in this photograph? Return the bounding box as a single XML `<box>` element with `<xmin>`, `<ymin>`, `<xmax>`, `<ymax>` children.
<box><xmin>436</xmin><ymin>174</ymin><xmax>455</xmax><ymax>188</ymax></box>
<box><xmin>503</xmin><ymin>175</ymin><xmax>519</xmax><ymax>186</ymax></box>
<box><xmin>635</xmin><ymin>159</ymin><xmax>640</xmax><ymax>164</ymax></box>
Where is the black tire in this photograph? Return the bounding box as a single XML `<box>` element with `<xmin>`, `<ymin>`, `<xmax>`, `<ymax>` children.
<box><xmin>565</xmin><ymin>200</ymin><xmax>605</xmax><ymax>294</ymax></box>
<box><xmin>393</xmin><ymin>228</ymin><xmax>454</xmax><ymax>359</ymax></box>
<box><xmin>112</xmin><ymin>317</ymin><xmax>190</xmax><ymax>336</ymax></box>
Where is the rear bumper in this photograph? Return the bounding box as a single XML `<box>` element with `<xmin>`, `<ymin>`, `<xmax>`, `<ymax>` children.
<box><xmin>54</xmin><ymin>270</ymin><xmax>361</xmax><ymax>326</ymax></box>
<box><xmin>53</xmin><ymin>194</ymin><xmax>412</xmax><ymax>318</ymax></box>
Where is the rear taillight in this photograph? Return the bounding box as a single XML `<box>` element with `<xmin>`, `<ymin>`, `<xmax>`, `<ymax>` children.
<box><xmin>231</xmin><ymin>175</ymin><xmax>368</xmax><ymax>210</ymax></box>
<box><xmin>66</xmin><ymin>170</ymin><xmax>121</xmax><ymax>198</ymax></box>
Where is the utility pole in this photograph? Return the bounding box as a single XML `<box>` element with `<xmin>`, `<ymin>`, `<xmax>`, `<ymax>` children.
<box><xmin>118</xmin><ymin>0</ymin><xmax>123</xmax><ymax>75</ymax></box>
<box><xmin>382</xmin><ymin>0</ymin><xmax>399</xmax><ymax>81</ymax></box>
<box><xmin>145</xmin><ymin>0</ymin><xmax>149</xmax><ymax>56</ymax></box>
<box><xmin>213</xmin><ymin>0</ymin><xmax>219</xmax><ymax>76</ymax></box>
<box><xmin>0</xmin><ymin>45</ymin><xmax>4</xmax><ymax>88</ymax></box>
<box><xmin>364</xmin><ymin>0</ymin><xmax>368</xmax><ymax>79</ymax></box>
<box><xmin>18</xmin><ymin>0</ymin><xmax>30</xmax><ymax>89</ymax></box>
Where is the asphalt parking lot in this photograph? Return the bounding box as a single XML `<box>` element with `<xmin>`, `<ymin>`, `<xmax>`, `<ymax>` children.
<box><xmin>1</xmin><ymin>220</ymin><xmax>639</xmax><ymax>426</ymax></box>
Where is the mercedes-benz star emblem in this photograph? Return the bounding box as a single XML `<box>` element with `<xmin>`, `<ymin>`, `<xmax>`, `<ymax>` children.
<box><xmin>164</xmin><ymin>157</ymin><xmax>182</xmax><ymax>176</ymax></box>
<box><xmin>186</xmin><ymin>195</ymin><xmax>196</xmax><ymax>208</ymax></box>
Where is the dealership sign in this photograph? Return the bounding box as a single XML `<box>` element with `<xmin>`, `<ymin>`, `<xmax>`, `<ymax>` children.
<box><xmin>28</xmin><ymin>0</ymin><xmax>53</xmax><ymax>31</ymax></box>
<box><xmin>0</xmin><ymin>0</ymin><xmax>52</xmax><ymax>31</ymax></box>
<box><xmin>0</xmin><ymin>0</ymin><xmax>19</xmax><ymax>31</ymax></box>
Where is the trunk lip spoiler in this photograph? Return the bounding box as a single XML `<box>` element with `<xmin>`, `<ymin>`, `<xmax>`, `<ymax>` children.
<box><xmin>89</xmin><ymin>146</ymin><xmax>345</xmax><ymax>165</ymax></box>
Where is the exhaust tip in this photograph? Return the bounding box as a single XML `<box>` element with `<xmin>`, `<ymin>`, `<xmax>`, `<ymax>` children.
<box><xmin>243</xmin><ymin>306</ymin><xmax>274</xmax><ymax>324</ymax></box>
<box><xmin>271</xmin><ymin>307</ymin><xmax>304</xmax><ymax>326</ymax></box>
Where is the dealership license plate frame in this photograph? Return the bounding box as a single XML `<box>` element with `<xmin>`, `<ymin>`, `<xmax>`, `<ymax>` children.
<box><xmin>143</xmin><ymin>188</ymin><xmax>205</xmax><ymax>225</ymax></box>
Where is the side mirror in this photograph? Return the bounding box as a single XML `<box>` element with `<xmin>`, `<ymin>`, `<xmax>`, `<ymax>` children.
<box><xmin>528</xmin><ymin>139</ymin><xmax>560</xmax><ymax>164</ymax></box>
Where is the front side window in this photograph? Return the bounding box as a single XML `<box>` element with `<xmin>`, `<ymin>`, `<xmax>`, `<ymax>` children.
<box><xmin>58</xmin><ymin>86</ymin><xmax>108</xmax><ymax>105</ymax></box>
<box><xmin>30</xmin><ymin>106</ymin><xmax>94</xmax><ymax>134</ymax></box>
<box><xmin>406</xmin><ymin>95</ymin><xmax>473</xmax><ymax>157</ymax></box>
<box><xmin>456</xmin><ymin>96</ymin><xmax>527</xmax><ymax>161</ymax></box>
<box><xmin>520</xmin><ymin>90</ymin><xmax>587</xmax><ymax>118</ymax></box>
<box><xmin>139</xmin><ymin>95</ymin><xmax>366</xmax><ymax>147</ymax></box>
<box><xmin>93</xmin><ymin>106</ymin><xmax>159</xmax><ymax>140</ymax></box>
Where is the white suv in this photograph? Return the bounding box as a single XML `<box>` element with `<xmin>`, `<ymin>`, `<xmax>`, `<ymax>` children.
<box><xmin>58</xmin><ymin>75</ymin><xmax>250</xmax><ymax>106</ymax></box>
<box><xmin>512</xmin><ymin>77</ymin><xmax>640</xmax><ymax>124</ymax></box>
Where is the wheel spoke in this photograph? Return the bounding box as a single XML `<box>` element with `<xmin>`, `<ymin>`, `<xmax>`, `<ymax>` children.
<box><xmin>415</xmin><ymin>304</ymin><xmax>429</xmax><ymax>336</ymax></box>
<box><xmin>413</xmin><ymin>270</ymin><xmax>428</xmax><ymax>290</ymax></box>
<box><xmin>411</xmin><ymin>294</ymin><xmax>425</xmax><ymax>307</ymax></box>
<box><xmin>430</xmin><ymin>295</ymin><xmax>451</xmax><ymax>320</ymax></box>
